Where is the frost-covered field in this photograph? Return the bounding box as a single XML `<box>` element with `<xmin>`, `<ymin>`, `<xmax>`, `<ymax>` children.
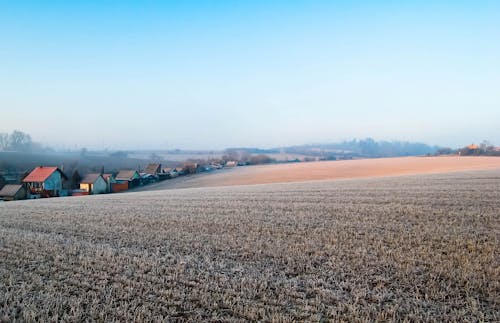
<box><xmin>0</xmin><ymin>171</ymin><xmax>499</xmax><ymax>321</ymax></box>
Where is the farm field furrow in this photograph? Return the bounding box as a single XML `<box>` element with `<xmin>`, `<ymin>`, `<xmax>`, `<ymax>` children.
<box><xmin>0</xmin><ymin>171</ymin><xmax>499</xmax><ymax>321</ymax></box>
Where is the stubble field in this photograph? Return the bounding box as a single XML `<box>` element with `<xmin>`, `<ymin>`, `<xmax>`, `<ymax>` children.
<box><xmin>143</xmin><ymin>156</ymin><xmax>500</xmax><ymax>190</ymax></box>
<box><xmin>0</xmin><ymin>170</ymin><xmax>499</xmax><ymax>321</ymax></box>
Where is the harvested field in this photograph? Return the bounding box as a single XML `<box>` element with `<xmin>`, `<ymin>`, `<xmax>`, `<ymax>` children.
<box><xmin>1</xmin><ymin>170</ymin><xmax>499</xmax><ymax>321</ymax></box>
<box><xmin>142</xmin><ymin>156</ymin><xmax>500</xmax><ymax>190</ymax></box>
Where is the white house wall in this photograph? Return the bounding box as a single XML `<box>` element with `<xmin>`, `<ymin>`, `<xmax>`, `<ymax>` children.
<box><xmin>93</xmin><ymin>177</ymin><xmax>108</xmax><ymax>194</ymax></box>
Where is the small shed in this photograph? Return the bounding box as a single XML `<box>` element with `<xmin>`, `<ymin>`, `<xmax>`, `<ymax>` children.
<box><xmin>79</xmin><ymin>173</ymin><xmax>107</xmax><ymax>194</ymax></box>
<box><xmin>22</xmin><ymin>166</ymin><xmax>68</xmax><ymax>197</ymax></box>
<box><xmin>115</xmin><ymin>170</ymin><xmax>141</xmax><ymax>189</ymax></box>
<box><xmin>0</xmin><ymin>184</ymin><xmax>27</xmax><ymax>201</ymax></box>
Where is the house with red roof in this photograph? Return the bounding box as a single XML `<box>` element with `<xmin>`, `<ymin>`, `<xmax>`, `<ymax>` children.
<box><xmin>22</xmin><ymin>166</ymin><xmax>68</xmax><ymax>198</ymax></box>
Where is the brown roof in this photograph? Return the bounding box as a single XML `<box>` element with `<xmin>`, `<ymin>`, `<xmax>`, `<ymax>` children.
<box><xmin>163</xmin><ymin>167</ymin><xmax>172</xmax><ymax>173</ymax></box>
<box><xmin>22</xmin><ymin>166</ymin><xmax>67</xmax><ymax>183</ymax></box>
<box><xmin>80</xmin><ymin>173</ymin><xmax>104</xmax><ymax>184</ymax></box>
<box><xmin>144</xmin><ymin>163</ymin><xmax>162</xmax><ymax>175</ymax></box>
<box><xmin>115</xmin><ymin>170</ymin><xmax>138</xmax><ymax>181</ymax></box>
<box><xmin>101</xmin><ymin>173</ymin><xmax>114</xmax><ymax>180</ymax></box>
<box><xmin>0</xmin><ymin>184</ymin><xmax>24</xmax><ymax>197</ymax></box>
<box><xmin>467</xmin><ymin>144</ymin><xmax>479</xmax><ymax>150</ymax></box>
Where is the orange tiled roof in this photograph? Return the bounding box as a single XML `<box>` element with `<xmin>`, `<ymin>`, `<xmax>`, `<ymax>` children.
<box><xmin>467</xmin><ymin>144</ymin><xmax>479</xmax><ymax>150</ymax></box>
<box><xmin>22</xmin><ymin>166</ymin><xmax>60</xmax><ymax>183</ymax></box>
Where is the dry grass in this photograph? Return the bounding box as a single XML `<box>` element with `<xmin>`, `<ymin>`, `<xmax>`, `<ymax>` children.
<box><xmin>145</xmin><ymin>156</ymin><xmax>500</xmax><ymax>190</ymax></box>
<box><xmin>0</xmin><ymin>170</ymin><xmax>499</xmax><ymax>321</ymax></box>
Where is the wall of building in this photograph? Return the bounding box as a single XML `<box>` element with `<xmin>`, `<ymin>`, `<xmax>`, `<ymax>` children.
<box><xmin>111</xmin><ymin>182</ymin><xmax>128</xmax><ymax>193</ymax></box>
<box><xmin>93</xmin><ymin>177</ymin><xmax>107</xmax><ymax>194</ymax></box>
<box><xmin>43</xmin><ymin>172</ymin><xmax>63</xmax><ymax>194</ymax></box>
<box><xmin>80</xmin><ymin>183</ymin><xmax>91</xmax><ymax>192</ymax></box>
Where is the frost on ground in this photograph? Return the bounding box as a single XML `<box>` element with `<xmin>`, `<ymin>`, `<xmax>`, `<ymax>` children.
<box><xmin>0</xmin><ymin>171</ymin><xmax>499</xmax><ymax>322</ymax></box>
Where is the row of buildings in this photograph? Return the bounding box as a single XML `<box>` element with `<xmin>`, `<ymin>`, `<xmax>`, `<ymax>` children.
<box><xmin>0</xmin><ymin>161</ymin><xmax>234</xmax><ymax>202</ymax></box>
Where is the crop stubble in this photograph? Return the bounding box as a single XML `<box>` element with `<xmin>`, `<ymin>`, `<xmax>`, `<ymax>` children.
<box><xmin>0</xmin><ymin>171</ymin><xmax>499</xmax><ymax>321</ymax></box>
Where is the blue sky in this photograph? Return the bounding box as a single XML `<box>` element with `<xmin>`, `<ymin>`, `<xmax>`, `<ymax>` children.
<box><xmin>1</xmin><ymin>1</ymin><xmax>499</xmax><ymax>150</ymax></box>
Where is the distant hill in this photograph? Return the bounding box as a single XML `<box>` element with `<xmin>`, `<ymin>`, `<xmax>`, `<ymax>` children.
<box><xmin>282</xmin><ymin>138</ymin><xmax>439</xmax><ymax>158</ymax></box>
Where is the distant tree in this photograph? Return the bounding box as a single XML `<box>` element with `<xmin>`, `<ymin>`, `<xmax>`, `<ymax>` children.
<box><xmin>149</xmin><ymin>152</ymin><xmax>162</xmax><ymax>161</ymax></box>
<box><xmin>21</xmin><ymin>170</ymin><xmax>31</xmax><ymax>181</ymax></box>
<box><xmin>222</xmin><ymin>149</ymin><xmax>240</xmax><ymax>162</ymax></box>
<box><xmin>110</xmin><ymin>151</ymin><xmax>128</xmax><ymax>158</ymax></box>
<box><xmin>322</xmin><ymin>155</ymin><xmax>337</xmax><ymax>161</ymax></box>
<box><xmin>436</xmin><ymin>147</ymin><xmax>455</xmax><ymax>155</ymax></box>
<box><xmin>80</xmin><ymin>147</ymin><xmax>88</xmax><ymax>157</ymax></box>
<box><xmin>29</xmin><ymin>142</ymin><xmax>45</xmax><ymax>152</ymax></box>
<box><xmin>8</xmin><ymin>130</ymin><xmax>33</xmax><ymax>152</ymax></box>
<box><xmin>240</xmin><ymin>151</ymin><xmax>251</xmax><ymax>163</ymax></box>
<box><xmin>0</xmin><ymin>174</ymin><xmax>6</xmax><ymax>190</ymax></box>
<box><xmin>183</xmin><ymin>163</ymin><xmax>198</xmax><ymax>174</ymax></box>
<box><xmin>479</xmin><ymin>140</ymin><xmax>495</xmax><ymax>154</ymax></box>
<box><xmin>479</xmin><ymin>140</ymin><xmax>491</xmax><ymax>150</ymax></box>
<box><xmin>359</xmin><ymin>138</ymin><xmax>378</xmax><ymax>156</ymax></box>
<box><xmin>0</xmin><ymin>133</ymin><xmax>8</xmax><ymax>151</ymax></box>
<box><xmin>248</xmin><ymin>154</ymin><xmax>274</xmax><ymax>165</ymax></box>
<box><xmin>71</xmin><ymin>169</ymin><xmax>81</xmax><ymax>189</ymax></box>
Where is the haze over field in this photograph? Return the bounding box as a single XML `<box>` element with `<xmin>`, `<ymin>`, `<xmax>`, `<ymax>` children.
<box><xmin>1</xmin><ymin>1</ymin><xmax>499</xmax><ymax>149</ymax></box>
<box><xmin>138</xmin><ymin>156</ymin><xmax>500</xmax><ymax>190</ymax></box>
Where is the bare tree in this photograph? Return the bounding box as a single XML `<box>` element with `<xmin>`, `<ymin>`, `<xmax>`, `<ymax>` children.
<box><xmin>0</xmin><ymin>133</ymin><xmax>8</xmax><ymax>150</ymax></box>
<box><xmin>8</xmin><ymin>130</ymin><xmax>33</xmax><ymax>152</ymax></box>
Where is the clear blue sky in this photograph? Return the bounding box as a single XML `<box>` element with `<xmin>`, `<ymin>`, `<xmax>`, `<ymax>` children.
<box><xmin>1</xmin><ymin>0</ymin><xmax>499</xmax><ymax>150</ymax></box>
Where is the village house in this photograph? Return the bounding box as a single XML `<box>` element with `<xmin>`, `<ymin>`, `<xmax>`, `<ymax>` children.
<box><xmin>144</xmin><ymin>163</ymin><xmax>162</xmax><ymax>176</ymax></box>
<box><xmin>466</xmin><ymin>144</ymin><xmax>480</xmax><ymax>150</ymax></box>
<box><xmin>140</xmin><ymin>172</ymin><xmax>157</xmax><ymax>184</ymax></box>
<box><xmin>162</xmin><ymin>167</ymin><xmax>174</xmax><ymax>178</ymax></box>
<box><xmin>101</xmin><ymin>173</ymin><xmax>116</xmax><ymax>193</ymax></box>
<box><xmin>225</xmin><ymin>161</ymin><xmax>238</xmax><ymax>167</ymax></box>
<box><xmin>22</xmin><ymin>166</ymin><xmax>67</xmax><ymax>198</ymax></box>
<box><xmin>174</xmin><ymin>167</ymin><xmax>186</xmax><ymax>175</ymax></box>
<box><xmin>113</xmin><ymin>170</ymin><xmax>141</xmax><ymax>192</ymax></box>
<box><xmin>144</xmin><ymin>163</ymin><xmax>170</xmax><ymax>181</ymax></box>
<box><xmin>79</xmin><ymin>173</ymin><xmax>107</xmax><ymax>194</ymax></box>
<box><xmin>183</xmin><ymin>163</ymin><xmax>199</xmax><ymax>174</ymax></box>
<box><xmin>0</xmin><ymin>184</ymin><xmax>27</xmax><ymax>201</ymax></box>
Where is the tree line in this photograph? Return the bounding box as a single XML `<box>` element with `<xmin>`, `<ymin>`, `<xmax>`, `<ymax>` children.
<box><xmin>283</xmin><ymin>138</ymin><xmax>439</xmax><ymax>158</ymax></box>
<box><xmin>0</xmin><ymin>130</ymin><xmax>49</xmax><ymax>153</ymax></box>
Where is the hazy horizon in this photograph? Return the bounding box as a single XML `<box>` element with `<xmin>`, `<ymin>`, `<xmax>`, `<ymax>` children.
<box><xmin>1</xmin><ymin>1</ymin><xmax>499</xmax><ymax>150</ymax></box>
